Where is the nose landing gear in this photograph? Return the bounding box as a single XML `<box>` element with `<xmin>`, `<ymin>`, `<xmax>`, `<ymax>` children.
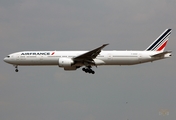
<box><xmin>82</xmin><ymin>66</ymin><xmax>95</xmax><ymax>74</ymax></box>
<box><xmin>14</xmin><ymin>65</ymin><xmax>19</xmax><ymax>72</ymax></box>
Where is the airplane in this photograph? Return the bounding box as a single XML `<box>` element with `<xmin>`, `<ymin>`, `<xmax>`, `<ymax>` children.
<box><xmin>4</xmin><ymin>29</ymin><xmax>172</xmax><ymax>74</ymax></box>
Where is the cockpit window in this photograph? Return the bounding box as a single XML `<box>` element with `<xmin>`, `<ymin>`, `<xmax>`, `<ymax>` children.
<box><xmin>7</xmin><ymin>56</ymin><xmax>10</xmax><ymax>58</ymax></box>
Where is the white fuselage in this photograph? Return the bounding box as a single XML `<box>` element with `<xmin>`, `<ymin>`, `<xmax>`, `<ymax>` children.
<box><xmin>4</xmin><ymin>50</ymin><xmax>171</xmax><ymax>66</ymax></box>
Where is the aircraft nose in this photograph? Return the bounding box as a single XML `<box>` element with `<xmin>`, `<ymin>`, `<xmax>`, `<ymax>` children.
<box><xmin>4</xmin><ymin>55</ymin><xmax>15</xmax><ymax>64</ymax></box>
<box><xmin>4</xmin><ymin>56</ymin><xmax>10</xmax><ymax>63</ymax></box>
<box><xmin>4</xmin><ymin>57</ymin><xmax>8</xmax><ymax>63</ymax></box>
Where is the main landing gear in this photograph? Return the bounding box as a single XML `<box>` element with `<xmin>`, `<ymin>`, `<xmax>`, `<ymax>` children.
<box><xmin>14</xmin><ymin>65</ymin><xmax>19</xmax><ymax>72</ymax></box>
<box><xmin>82</xmin><ymin>66</ymin><xmax>95</xmax><ymax>74</ymax></box>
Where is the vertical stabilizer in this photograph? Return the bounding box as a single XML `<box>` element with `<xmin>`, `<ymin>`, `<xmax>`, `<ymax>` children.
<box><xmin>145</xmin><ymin>29</ymin><xmax>172</xmax><ymax>51</ymax></box>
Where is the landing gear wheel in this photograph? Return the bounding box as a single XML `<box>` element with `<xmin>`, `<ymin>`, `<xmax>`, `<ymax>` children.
<box><xmin>82</xmin><ymin>67</ymin><xmax>95</xmax><ymax>74</ymax></box>
<box><xmin>15</xmin><ymin>69</ymin><xmax>19</xmax><ymax>72</ymax></box>
<box><xmin>82</xmin><ymin>68</ymin><xmax>86</xmax><ymax>71</ymax></box>
<box><xmin>14</xmin><ymin>65</ymin><xmax>19</xmax><ymax>72</ymax></box>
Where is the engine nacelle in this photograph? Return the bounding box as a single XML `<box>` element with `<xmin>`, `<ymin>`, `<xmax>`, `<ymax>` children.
<box><xmin>58</xmin><ymin>58</ymin><xmax>74</xmax><ymax>67</ymax></box>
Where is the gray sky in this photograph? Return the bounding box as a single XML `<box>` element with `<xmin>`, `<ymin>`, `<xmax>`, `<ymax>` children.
<box><xmin>0</xmin><ymin>0</ymin><xmax>176</xmax><ymax>120</ymax></box>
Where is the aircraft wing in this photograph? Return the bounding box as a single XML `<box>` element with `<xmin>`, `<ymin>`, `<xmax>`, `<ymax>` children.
<box><xmin>151</xmin><ymin>51</ymin><xmax>172</xmax><ymax>57</ymax></box>
<box><xmin>73</xmin><ymin>44</ymin><xmax>109</xmax><ymax>63</ymax></box>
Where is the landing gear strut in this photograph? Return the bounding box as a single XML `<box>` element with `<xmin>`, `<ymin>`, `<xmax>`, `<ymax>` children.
<box><xmin>14</xmin><ymin>65</ymin><xmax>19</xmax><ymax>72</ymax></box>
<box><xmin>82</xmin><ymin>66</ymin><xmax>95</xmax><ymax>74</ymax></box>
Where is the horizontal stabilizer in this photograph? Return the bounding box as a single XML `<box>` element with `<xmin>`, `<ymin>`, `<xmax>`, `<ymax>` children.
<box><xmin>151</xmin><ymin>51</ymin><xmax>172</xmax><ymax>57</ymax></box>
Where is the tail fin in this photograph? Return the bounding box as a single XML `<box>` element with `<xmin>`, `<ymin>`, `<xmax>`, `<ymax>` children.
<box><xmin>145</xmin><ymin>29</ymin><xmax>172</xmax><ymax>51</ymax></box>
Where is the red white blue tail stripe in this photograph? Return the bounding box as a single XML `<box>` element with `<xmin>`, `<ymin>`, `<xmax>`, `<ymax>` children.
<box><xmin>146</xmin><ymin>29</ymin><xmax>172</xmax><ymax>51</ymax></box>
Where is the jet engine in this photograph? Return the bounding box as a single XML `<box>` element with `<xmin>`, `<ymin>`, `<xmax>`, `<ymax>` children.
<box><xmin>58</xmin><ymin>58</ymin><xmax>78</xmax><ymax>70</ymax></box>
<box><xmin>58</xmin><ymin>58</ymin><xmax>74</xmax><ymax>67</ymax></box>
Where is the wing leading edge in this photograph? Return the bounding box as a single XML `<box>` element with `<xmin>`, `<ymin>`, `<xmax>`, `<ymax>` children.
<box><xmin>73</xmin><ymin>44</ymin><xmax>109</xmax><ymax>64</ymax></box>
